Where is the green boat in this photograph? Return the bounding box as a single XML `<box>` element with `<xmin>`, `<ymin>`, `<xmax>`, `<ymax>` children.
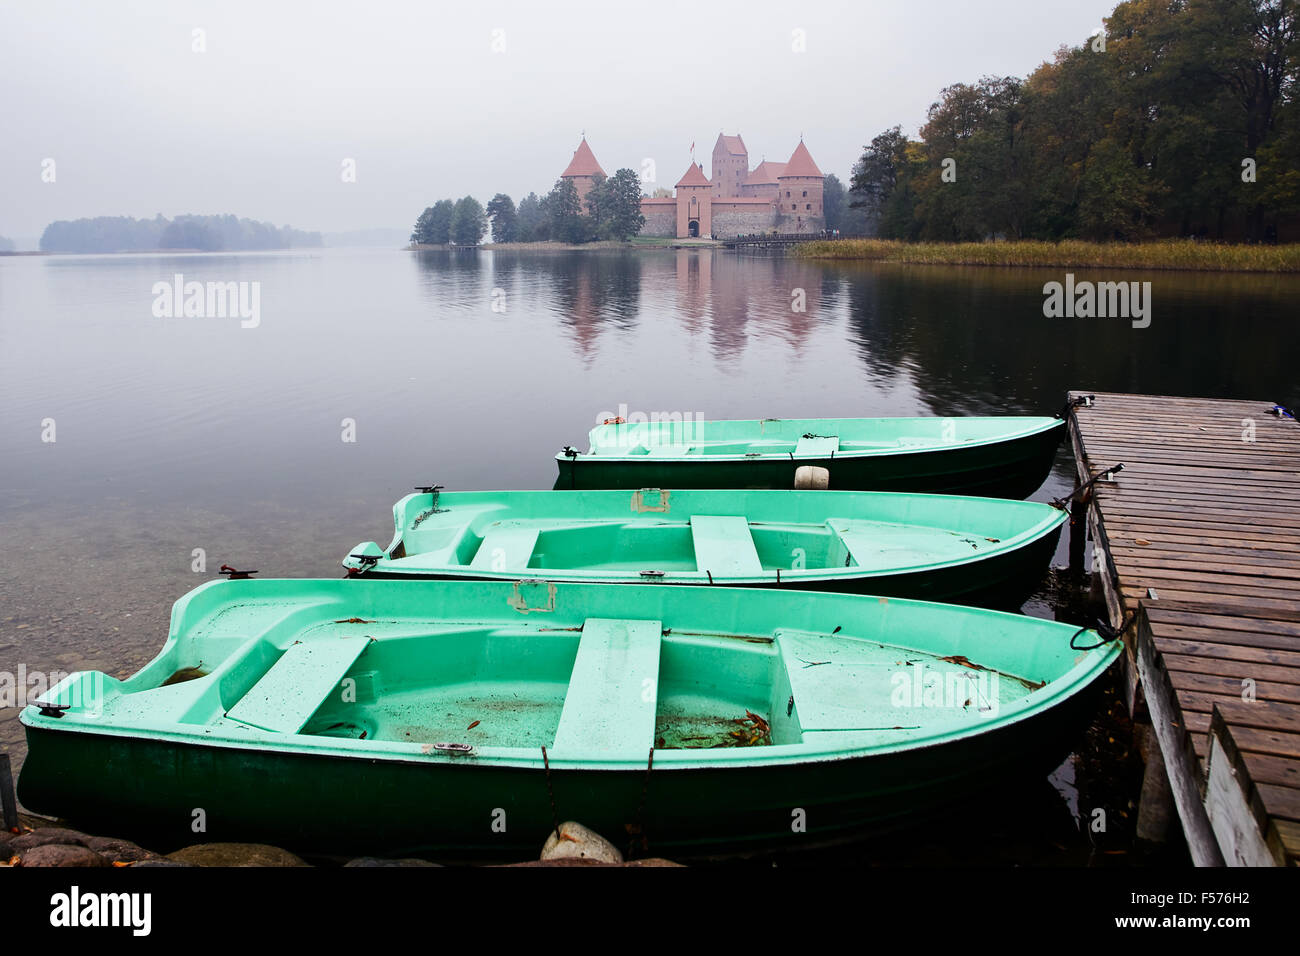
<box><xmin>341</xmin><ymin>488</ymin><xmax>1066</xmax><ymax>607</ymax></box>
<box><xmin>555</xmin><ymin>415</ymin><xmax>1066</xmax><ymax>497</ymax></box>
<box><xmin>20</xmin><ymin>578</ymin><xmax>1117</xmax><ymax>859</ymax></box>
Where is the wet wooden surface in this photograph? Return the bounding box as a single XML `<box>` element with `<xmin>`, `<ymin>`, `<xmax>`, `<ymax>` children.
<box><xmin>1068</xmin><ymin>390</ymin><xmax>1300</xmax><ymax>866</ymax></box>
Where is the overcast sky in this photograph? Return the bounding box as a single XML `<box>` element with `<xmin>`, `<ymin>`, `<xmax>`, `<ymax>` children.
<box><xmin>1</xmin><ymin>0</ymin><xmax>1119</xmax><ymax>240</ymax></box>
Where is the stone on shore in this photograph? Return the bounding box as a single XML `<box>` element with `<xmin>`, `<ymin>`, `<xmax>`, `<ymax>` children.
<box><xmin>85</xmin><ymin>836</ymin><xmax>157</xmax><ymax>864</ymax></box>
<box><xmin>539</xmin><ymin>821</ymin><xmax>623</xmax><ymax>864</ymax></box>
<box><xmin>11</xmin><ymin>827</ymin><xmax>93</xmax><ymax>851</ymax></box>
<box><xmin>344</xmin><ymin>857</ymin><xmax>442</xmax><ymax>867</ymax></box>
<box><xmin>15</xmin><ymin>844</ymin><xmax>110</xmax><ymax>867</ymax></box>
<box><xmin>166</xmin><ymin>842</ymin><xmax>310</xmax><ymax>867</ymax></box>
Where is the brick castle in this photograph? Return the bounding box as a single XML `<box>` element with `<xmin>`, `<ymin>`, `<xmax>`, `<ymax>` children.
<box><xmin>559</xmin><ymin>133</ymin><xmax>825</xmax><ymax>239</ymax></box>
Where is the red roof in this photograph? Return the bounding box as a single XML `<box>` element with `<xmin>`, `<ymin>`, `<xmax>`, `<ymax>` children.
<box><xmin>675</xmin><ymin>162</ymin><xmax>711</xmax><ymax>188</ymax></box>
<box><xmin>561</xmin><ymin>138</ymin><xmax>605</xmax><ymax>178</ymax></box>
<box><xmin>715</xmin><ymin>133</ymin><xmax>747</xmax><ymax>155</ymax></box>
<box><xmin>745</xmin><ymin>161</ymin><xmax>787</xmax><ymax>185</ymax></box>
<box><xmin>780</xmin><ymin>140</ymin><xmax>822</xmax><ymax>178</ymax></box>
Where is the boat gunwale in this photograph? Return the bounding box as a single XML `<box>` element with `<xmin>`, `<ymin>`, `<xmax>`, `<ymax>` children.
<box><xmin>357</xmin><ymin>489</ymin><xmax>1068</xmax><ymax>583</ymax></box>
<box><xmin>20</xmin><ymin>591</ymin><xmax>1118</xmax><ymax>772</ymax></box>
<box><xmin>558</xmin><ymin>416</ymin><xmax>1066</xmax><ymax>464</ymax></box>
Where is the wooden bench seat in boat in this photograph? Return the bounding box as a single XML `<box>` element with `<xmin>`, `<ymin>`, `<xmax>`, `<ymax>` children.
<box><xmin>470</xmin><ymin>525</ymin><xmax>540</xmax><ymax>572</ymax></box>
<box><xmin>226</xmin><ymin>636</ymin><xmax>372</xmax><ymax>734</ymax></box>
<box><xmin>551</xmin><ymin>618</ymin><xmax>662</xmax><ymax>759</ymax></box>
<box><xmin>643</xmin><ymin>443</ymin><xmax>692</xmax><ymax>457</ymax></box>
<box><xmin>689</xmin><ymin>515</ymin><xmax>763</xmax><ymax>576</ymax></box>
<box><xmin>794</xmin><ymin>435</ymin><xmax>839</xmax><ymax>457</ymax></box>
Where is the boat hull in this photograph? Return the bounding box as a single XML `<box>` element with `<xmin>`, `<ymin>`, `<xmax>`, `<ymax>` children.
<box><xmin>359</xmin><ymin>524</ymin><xmax>1062</xmax><ymax>610</ymax></box>
<box><xmin>555</xmin><ymin>421</ymin><xmax>1064</xmax><ymax>498</ymax></box>
<box><xmin>20</xmin><ymin>680</ymin><xmax>1100</xmax><ymax>859</ymax></box>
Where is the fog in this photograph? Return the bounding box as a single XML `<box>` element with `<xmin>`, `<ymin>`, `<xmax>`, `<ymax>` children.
<box><xmin>1</xmin><ymin>0</ymin><xmax>1117</xmax><ymax>242</ymax></box>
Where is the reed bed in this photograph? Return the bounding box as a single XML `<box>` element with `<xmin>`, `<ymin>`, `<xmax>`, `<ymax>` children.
<box><xmin>794</xmin><ymin>239</ymin><xmax>1300</xmax><ymax>272</ymax></box>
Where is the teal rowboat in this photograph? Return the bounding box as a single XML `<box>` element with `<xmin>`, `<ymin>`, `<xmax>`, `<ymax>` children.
<box><xmin>342</xmin><ymin>488</ymin><xmax>1066</xmax><ymax>607</ymax></box>
<box><xmin>555</xmin><ymin>415</ymin><xmax>1066</xmax><ymax>497</ymax></box>
<box><xmin>20</xmin><ymin>579</ymin><xmax>1118</xmax><ymax>858</ymax></box>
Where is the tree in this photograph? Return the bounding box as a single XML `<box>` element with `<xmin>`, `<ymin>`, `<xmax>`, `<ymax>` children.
<box><xmin>823</xmin><ymin>173</ymin><xmax>847</xmax><ymax>231</ymax></box>
<box><xmin>449</xmin><ymin>196</ymin><xmax>486</xmax><ymax>245</ymax></box>
<box><xmin>412</xmin><ymin>200</ymin><xmax>454</xmax><ymax>244</ymax></box>
<box><xmin>588</xmin><ymin>168</ymin><xmax>646</xmax><ymax>240</ymax></box>
<box><xmin>517</xmin><ymin>192</ymin><xmax>546</xmax><ymax>242</ymax></box>
<box><xmin>544</xmin><ymin>178</ymin><xmax>586</xmax><ymax>243</ymax></box>
<box><xmin>485</xmin><ymin>193</ymin><xmax>518</xmax><ymax>243</ymax></box>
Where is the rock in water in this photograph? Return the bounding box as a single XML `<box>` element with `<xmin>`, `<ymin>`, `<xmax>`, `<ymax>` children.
<box><xmin>166</xmin><ymin>843</ymin><xmax>310</xmax><ymax>867</ymax></box>
<box><xmin>539</xmin><ymin>821</ymin><xmax>624</xmax><ymax>864</ymax></box>
<box><xmin>16</xmin><ymin>844</ymin><xmax>110</xmax><ymax>867</ymax></box>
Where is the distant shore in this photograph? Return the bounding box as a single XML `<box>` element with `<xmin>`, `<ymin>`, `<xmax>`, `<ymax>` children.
<box><xmin>794</xmin><ymin>238</ymin><xmax>1300</xmax><ymax>273</ymax></box>
<box><xmin>410</xmin><ymin>237</ymin><xmax>722</xmax><ymax>252</ymax></box>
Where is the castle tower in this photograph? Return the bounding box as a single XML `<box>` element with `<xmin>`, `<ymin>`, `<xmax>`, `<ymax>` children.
<box><xmin>711</xmin><ymin>133</ymin><xmax>748</xmax><ymax>199</ymax></box>
<box><xmin>675</xmin><ymin>162</ymin><xmax>712</xmax><ymax>238</ymax></box>
<box><xmin>560</xmin><ymin>136</ymin><xmax>606</xmax><ymax>212</ymax></box>
<box><xmin>776</xmin><ymin>140</ymin><xmax>824</xmax><ymax>233</ymax></box>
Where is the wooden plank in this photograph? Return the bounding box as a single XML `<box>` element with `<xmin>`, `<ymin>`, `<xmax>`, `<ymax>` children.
<box><xmin>1071</xmin><ymin>389</ymin><xmax>1300</xmax><ymax>866</ymax></box>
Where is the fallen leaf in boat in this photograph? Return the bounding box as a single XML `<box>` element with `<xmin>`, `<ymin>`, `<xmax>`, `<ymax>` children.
<box><xmin>467</xmin><ymin>720</ymin><xmax>480</xmax><ymax>730</ymax></box>
<box><xmin>937</xmin><ymin>654</ymin><xmax>982</xmax><ymax>671</ymax></box>
<box><xmin>1134</xmin><ymin>538</ymin><xmax>1150</xmax><ymax>546</ymax></box>
<box><xmin>334</xmin><ymin>617</ymin><xmax>373</xmax><ymax>624</ymax></box>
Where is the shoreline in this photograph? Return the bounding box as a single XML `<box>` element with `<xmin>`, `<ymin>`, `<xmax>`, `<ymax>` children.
<box><xmin>410</xmin><ymin>238</ymin><xmax>722</xmax><ymax>252</ymax></box>
<box><xmin>793</xmin><ymin>238</ymin><xmax>1300</xmax><ymax>273</ymax></box>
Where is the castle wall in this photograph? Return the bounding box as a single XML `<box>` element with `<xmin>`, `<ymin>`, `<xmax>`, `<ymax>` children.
<box><xmin>710</xmin><ymin>201</ymin><xmax>778</xmax><ymax>238</ymax></box>
<box><xmin>639</xmin><ymin>201</ymin><xmax>677</xmax><ymax>237</ymax></box>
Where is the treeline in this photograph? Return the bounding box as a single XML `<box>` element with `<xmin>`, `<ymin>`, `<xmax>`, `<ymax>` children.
<box><xmin>39</xmin><ymin>214</ymin><xmax>322</xmax><ymax>253</ymax></box>
<box><xmin>850</xmin><ymin>0</ymin><xmax>1299</xmax><ymax>242</ymax></box>
<box><xmin>412</xmin><ymin>169</ymin><xmax>647</xmax><ymax>246</ymax></box>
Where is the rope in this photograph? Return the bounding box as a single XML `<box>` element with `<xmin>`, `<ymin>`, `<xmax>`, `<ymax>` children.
<box><xmin>1052</xmin><ymin>462</ymin><xmax>1124</xmax><ymax>509</ymax></box>
<box><xmin>540</xmin><ymin>746</ymin><xmax>561</xmax><ymax>843</ymax></box>
<box><xmin>627</xmin><ymin>747</ymin><xmax>654</xmax><ymax>859</ymax></box>
<box><xmin>1070</xmin><ymin>610</ymin><xmax>1137</xmax><ymax>650</ymax></box>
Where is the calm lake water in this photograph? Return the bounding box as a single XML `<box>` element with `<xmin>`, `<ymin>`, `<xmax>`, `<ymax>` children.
<box><xmin>3</xmin><ymin>246</ymin><xmax>1298</xmax><ymax>861</ymax></box>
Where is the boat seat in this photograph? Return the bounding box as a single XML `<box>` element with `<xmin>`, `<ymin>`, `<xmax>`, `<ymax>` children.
<box><xmin>690</xmin><ymin>515</ymin><xmax>763</xmax><ymax>576</ymax></box>
<box><xmin>795</xmin><ymin>435</ymin><xmax>839</xmax><ymax>457</ymax></box>
<box><xmin>644</xmin><ymin>444</ymin><xmax>691</xmax><ymax>457</ymax></box>
<box><xmin>551</xmin><ymin>618</ymin><xmax>662</xmax><ymax>759</ymax></box>
<box><xmin>225</xmin><ymin>636</ymin><xmax>372</xmax><ymax>734</ymax></box>
<box><xmin>470</xmin><ymin>525</ymin><xmax>540</xmax><ymax>572</ymax></box>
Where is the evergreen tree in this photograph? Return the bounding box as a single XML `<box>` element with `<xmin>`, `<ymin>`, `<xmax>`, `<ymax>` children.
<box><xmin>517</xmin><ymin>192</ymin><xmax>546</xmax><ymax>242</ymax></box>
<box><xmin>545</xmin><ymin>178</ymin><xmax>587</xmax><ymax>243</ymax></box>
<box><xmin>449</xmin><ymin>196</ymin><xmax>487</xmax><ymax>245</ymax></box>
<box><xmin>485</xmin><ymin>193</ymin><xmax>518</xmax><ymax>243</ymax></box>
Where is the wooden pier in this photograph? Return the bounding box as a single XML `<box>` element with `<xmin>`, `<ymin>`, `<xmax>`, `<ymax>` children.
<box><xmin>1066</xmin><ymin>390</ymin><xmax>1300</xmax><ymax>866</ymax></box>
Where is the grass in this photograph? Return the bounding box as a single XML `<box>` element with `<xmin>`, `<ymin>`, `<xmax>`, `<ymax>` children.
<box><xmin>794</xmin><ymin>238</ymin><xmax>1300</xmax><ymax>273</ymax></box>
